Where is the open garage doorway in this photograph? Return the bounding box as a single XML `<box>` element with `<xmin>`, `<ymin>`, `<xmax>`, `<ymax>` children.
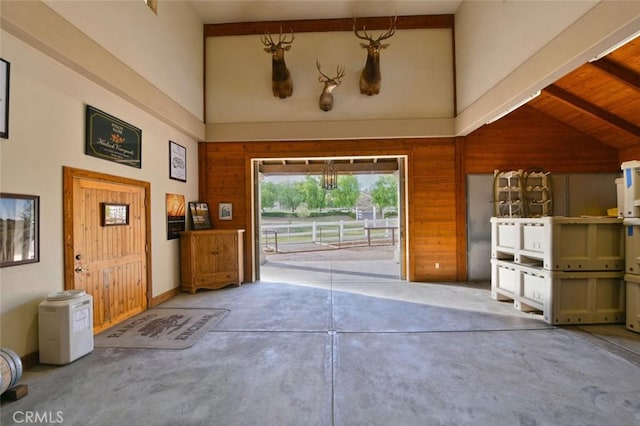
<box><xmin>251</xmin><ymin>156</ymin><xmax>408</xmax><ymax>283</ymax></box>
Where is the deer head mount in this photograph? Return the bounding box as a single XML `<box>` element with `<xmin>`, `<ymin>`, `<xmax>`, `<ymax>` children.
<box><xmin>261</xmin><ymin>27</ymin><xmax>295</xmax><ymax>98</ymax></box>
<box><xmin>316</xmin><ymin>60</ymin><xmax>346</xmax><ymax>112</ymax></box>
<box><xmin>353</xmin><ymin>16</ymin><xmax>397</xmax><ymax>96</ymax></box>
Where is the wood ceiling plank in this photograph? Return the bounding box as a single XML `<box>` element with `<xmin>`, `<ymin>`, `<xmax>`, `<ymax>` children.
<box><xmin>528</xmin><ymin>93</ymin><xmax>640</xmax><ymax>150</ymax></box>
<box><xmin>590</xmin><ymin>57</ymin><xmax>640</xmax><ymax>91</ymax></box>
<box><xmin>543</xmin><ymin>84</ymin><xmax>640</xmax><ymax>138</ymax></box>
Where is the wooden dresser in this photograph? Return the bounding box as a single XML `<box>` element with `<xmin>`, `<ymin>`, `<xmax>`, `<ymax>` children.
<box><xmin>179</xmin><ymin>229</ymin><xmax>244</xmax><ymax>293</ymax></box>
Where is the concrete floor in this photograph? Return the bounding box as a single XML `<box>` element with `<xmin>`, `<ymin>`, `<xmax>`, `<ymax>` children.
<box><xmin>2</xmin><ymin>247</ymin><xmax>640</xmax><ymax>425</ymax></box>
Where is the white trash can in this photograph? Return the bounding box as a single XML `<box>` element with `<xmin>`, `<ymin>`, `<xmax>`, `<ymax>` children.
<box><xmin>38</xmin><ymin>290</ymin><xmax>94</xmax><ymax>365</ymax></box>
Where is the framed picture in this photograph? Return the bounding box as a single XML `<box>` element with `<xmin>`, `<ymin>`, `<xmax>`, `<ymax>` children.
<box><xmin>219</xmin><ymin>202</ymin><xmax>232</xmax><ymax>221</ymax></box>
<box><xmin>0</xmin><ymin>193</ymin><xmax>39</xmax><ymax>268</ymax></box>
<box><xmin>169</xmin><ymin>141</ymin><xmax>186</xmax><ymax>182</ymax></box>
<box><xmin>166</xmin><ymin>193</ymin><xmax>186</xmax><ymax>240</ymax></box>
<box><xmin>85</xmin><ymin>105</ymin><xmax>142</xmax><ymax>168</ymax></box>
<box><xmin>101</xmin><ymin>203</ymin><xmax>129</xmax><ymax>226</ymax></box>
<box><xmin>0</xmin><ymin>58</ymin><xmax>10</xmax><ymax>139</ymax></box>
<box><xmin>188</xmin><ymin>202</ymin><xmax>212</xmax><ymax>230</ymax></box>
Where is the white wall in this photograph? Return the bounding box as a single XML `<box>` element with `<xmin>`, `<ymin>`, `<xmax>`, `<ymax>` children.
<box><xmin>208</xmin><ymin>29</ymin><xmax>453</xmax><ymax>122</ymax></box>
<box><xmin>205</xmin><ymin>28</ymin><xmax>455</xmax><ymax>141</ymax></box>
<box><xmin>0</xmin><ymin>32</ymin><xmax>199</xmax><ymax>357</ymax></box>
<box><xmin>455</xmin><ymin>0</ymin><xmax>640</xmax><ymax>136</ymax></box>
<box><xmin>0</xmin><ymin>0</ymin><xmax>204</xmax><ymax>141</ymax></box>
<box><xmin>44</xmin><ymin>0</ymin><xmax>204</xmax><ymax>121</ymax></box>
<box><xmin>455</xmin><ymin>0</ymin><xmax>598</xmax><ymax>113</ymax></box>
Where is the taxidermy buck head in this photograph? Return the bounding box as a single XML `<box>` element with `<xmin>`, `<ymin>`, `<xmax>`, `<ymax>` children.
<box><xmin>353</xmin><ymin>16</ymin><xmax>397</xmax><ymax>96</ymax></box>
<box><xmin>261</xmin><ymin>27</ymin><xmax>295</xmax><ymax>98</ymax></box>
<box><xmin>316</xmin><ymin>60</ymin><xmax>346</xmax><ymax>112</ymax></box>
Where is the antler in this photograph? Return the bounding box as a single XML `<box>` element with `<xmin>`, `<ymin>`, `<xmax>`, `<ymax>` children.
<box><xmin>279</xmin><ymin>27</ymin><xmax>295</xmax><ymax>45</ymax></box>
<box><xmin>353</xmin><ymin>17</ymin><xmax>373</xmax><ymax>41</ymax></box>
<box><xmin>261</xmin><ymin>27</ymin><xmax>295</xmax><ymax>46</ymax></box>
<box><xmin>353</xmin><ymin>16</ymin><xmax>397</xmax><ymax>42</ymax></box>
<box><xmin>317</xmin><ymin>60</ymin><xmax>345</xmax><ymax>83</ymax></box>
<box><xmin>377</xmin><ymin>16</ymin><xmax>397</xmax><ymax>42</ymax></box>
<box><xmin>260</xmin><ymin>31</ymin><xmax>275</xmax><ymax>47</ymax></box>
<box><xmin>316</xmin><ymin>60</ymin><xmax>330</xmax><ymax>82</ymax></box>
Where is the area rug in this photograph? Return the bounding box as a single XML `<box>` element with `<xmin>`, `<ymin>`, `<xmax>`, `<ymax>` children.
<box><xmin>94</xmin><ymin>308</ymin><xmax>229</xmax><ymax>349</ymax></box>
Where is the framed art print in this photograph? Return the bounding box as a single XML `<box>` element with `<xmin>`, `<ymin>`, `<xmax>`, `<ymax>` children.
<box><xmin>0</xmin><ymin>193</ymin><xmax>39</xmax><ymax>267</ymax></box>
<box><xmin>166</xmin><ymin>193</ymin><xmax>185</xmax><ymax>240</ymax></box>
<box><xmin>169</xmin><ymin>141</ymin><xmax>186</xmax><ymax>182</ymax></box>
<box><xmin>0</xmin><ymin>59</ymin><xmax>10</xmax><ymax>139</ymax></box>
<box><xmin>219</xmin><ymin>203</ymin><xmax>232</xmax><ymax>221</ymax></box>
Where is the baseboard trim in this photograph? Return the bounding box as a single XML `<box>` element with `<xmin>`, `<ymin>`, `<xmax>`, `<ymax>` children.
<box><xmin>21</xmin><ymin>351</ymin><xmax>39</xmax><ymax>370</ymax></box>
<box><xmin>151</xmin><ymin>287</ymin><xmax>181</xmax><ymax>307</ymax></box>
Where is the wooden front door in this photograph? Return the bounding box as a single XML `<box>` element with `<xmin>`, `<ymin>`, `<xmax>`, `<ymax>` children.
<box><xmin>63</xmin><ymin>167</ymin><xmax>151</xmax><ymax>334</ymax></box>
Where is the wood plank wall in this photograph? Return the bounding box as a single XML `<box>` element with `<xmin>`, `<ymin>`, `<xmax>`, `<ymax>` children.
<box><xmin>199</xmin><ymin>139</ymin><xmax>461</xmax><ymax>283</ymax></box>
<box><xmin>465</xmin><ymin>105</ymin><xmax>620</xmax><ymax>174</ymax></box>
<box><xmin>199</xmin><ymin>106</ymin><xmax>620</xmax><ymax>283</ymax></box>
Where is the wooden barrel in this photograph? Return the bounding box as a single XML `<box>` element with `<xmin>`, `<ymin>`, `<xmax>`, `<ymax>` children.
<box><xmin>0</xmin><ymin>348</ymin><xmax>23</xmax><ymax>395</ymax></box>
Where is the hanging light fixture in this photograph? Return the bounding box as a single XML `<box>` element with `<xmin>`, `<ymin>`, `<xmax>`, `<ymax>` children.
<box><xmin>321</xmin><ymin>160</ymin><xmax>338</xmax><ymax>190</ymax></box>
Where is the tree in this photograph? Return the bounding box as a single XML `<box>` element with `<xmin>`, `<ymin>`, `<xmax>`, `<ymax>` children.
<box><xmin>260</xmin><ymin>181</ymin><xmax>277</xmax><ymax>211</ymax></box>
<box><xmin>278</xmin><ymin>182</ymin><xmax>304</xmax><ymax>212</ymax></box>
<box><xmin>300</xmin><ymin>176</ymin><xmax>326</xmax><ymax>210</ymax></box>
<box><xmin>371</xmin><ymin>175</ymin><xmax>397</xmax><ymax>214</ymax></box>
<box><xmin>331</xmin><ymin>175</ymin><xmax>360</xmax><ymax>208</ymax></box>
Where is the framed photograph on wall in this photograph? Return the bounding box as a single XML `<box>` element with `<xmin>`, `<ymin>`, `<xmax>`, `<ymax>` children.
<box><xmin>0</xmin><ymin>58</ymin><xmax>10</xmax><ymax>139</ymax></box>
<box><xmin>219</xmin><ymin>202</ymin><xmax>232</xmax><ymax>221</ymax></box>
<box><xmin>101</xmin><ymin>203</ymin><xmax>129</xmax><ymax>226</ymax></box>
<box><xmin>0</xmin><ymin>193</ymin><xmax>39</xmax><ymax>267</ymax></box>
<box><xmin>169</xmin><ymin>141</ymin><xmax>186</xmax><ymax>182</ymax></box>
<box><xmin>188</xmin><ymin>202</ymin><xmax>212</xmax><ymax>230</ymax></box>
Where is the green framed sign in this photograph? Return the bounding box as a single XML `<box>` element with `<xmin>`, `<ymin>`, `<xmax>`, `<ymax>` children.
<box><xmin>85</xmin><ymin>105</ymin><xmax>142</xmax><ymax>168</ymax></box>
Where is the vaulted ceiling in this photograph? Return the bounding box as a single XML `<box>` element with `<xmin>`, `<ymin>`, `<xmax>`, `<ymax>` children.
<box><xmin>528</xmin><ymin>37</ymin><xmax>640</xmax><ymax>151</ymax></box>
<box><xmin>189</xmin><ymin>1</ymin><xmax>640</xmax><ymax>152</ymax></box>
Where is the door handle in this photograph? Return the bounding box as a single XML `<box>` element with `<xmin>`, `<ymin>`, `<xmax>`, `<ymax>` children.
<box><xmin>74</xmin><ymin>266</ymin><xmax>89</xmax><ymax>273</ymax></box>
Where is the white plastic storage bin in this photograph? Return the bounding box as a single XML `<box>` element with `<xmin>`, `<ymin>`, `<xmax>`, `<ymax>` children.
<box><xmin>522</xmin><ymin>267</ymin><xmax>625</xmax><ymax>325</ymax></box>
<box><xmin>38</xmin><ymin>290</ymin><xmax>93</xmax><ymax>365</ymax></box>
<box><xmin>490</xmin><ymin>260</ymin><xmax>625</xmax><ymax>325</ymax></box>
<box><xmin>491</xmin><ymin>217</ymin><xmax>624</xmax><ymax>271</ymax></box>
<box><xmin>621</xmin><ymin>160</ymin><xmax>640</xmax><ymax>217</ymax></box>
<box><xmin>623</xmin><ymin>218</ymin><xmax>640</xmax><ymax>273</ymax></box>
<box><xmin>625</xmin><ymin>274</ymin><xmax>640</xmax><ymax>333</ymax></box>
<box><xmin>490</xmin><ymin>219</ymin><xmax>517</xmax><ymax>260</ymax></box>
<box><xmin>490</xmin><ymin>258</ymin><xmax>518</xmax><ymax>301</ymax></box>
<box><xmin>616</xmin><ymin>177</ymin><xmax>624</xmax><ymax>217</ymax></box>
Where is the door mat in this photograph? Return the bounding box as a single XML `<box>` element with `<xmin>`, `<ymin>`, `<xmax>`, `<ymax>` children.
<box><xmin>94</xmin><ymin>308</ymin><xmax>229</xmax><ymax>350</ymax></box>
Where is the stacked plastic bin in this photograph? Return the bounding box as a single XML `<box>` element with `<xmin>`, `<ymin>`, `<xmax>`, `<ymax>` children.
<box><xmin>491</xmin><ymin>216</ymin><xmax>626</xmax><ymax>325</ymax></box>
<box><xmin>621</xmin><ymin>161</ymin><xmax>640</xmax><ymax>333</ymax></box>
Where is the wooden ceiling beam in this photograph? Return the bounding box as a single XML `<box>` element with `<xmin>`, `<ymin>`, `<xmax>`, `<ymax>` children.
<box><xmin>543</xmin><ymin>84</ymin><xmax>640</xmax><ymax>138</ymax></box>
<box><xmin>589</xmin><ymin>57</ymin><xmax>640</xmax><ymax>91</ymax></box>
<box><xmin>259</xmin><ymin>161</ymin><xmax>398</xmax><ymax>175</ymax></box>
<box><xmin>205</xmin><ymin>15</ymin><xmax>453</xmax><ymax>37</ymax></box>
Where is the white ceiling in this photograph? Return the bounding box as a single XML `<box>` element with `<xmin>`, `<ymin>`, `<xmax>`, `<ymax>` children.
<box><xmin>188</xmin><ymin>0</ymin><xmax>462</xmax><ymax>24</ymax></box>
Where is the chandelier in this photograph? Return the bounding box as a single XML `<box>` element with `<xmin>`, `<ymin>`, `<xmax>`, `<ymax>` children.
<box><xmin>321</xmin><ymin>160</ymin><xmax>338</xmax><ymax>190</ymax></box>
